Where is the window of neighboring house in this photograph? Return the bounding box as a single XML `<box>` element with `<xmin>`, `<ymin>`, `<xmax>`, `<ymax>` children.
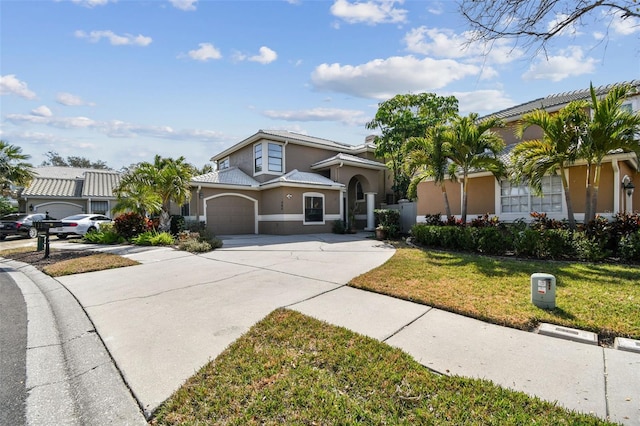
<box><xmin>254</xmin><ymin>143</ymin><xmax>263</xmax><ymax>173</ymax></box>
<box><xmin>181</xmin><ymin>202</ymin><xmax>190</xmax><ymax>216</ymax></box>
<box><xmin>254</xmin><ymin>141</ymin><xmax>284</xmax><ymax>175</ymax></box>
<box><xmin>91</xmin><ymin>201</ymin><xmax>108</xmax><ymax>215</ymax></box>
<box><xmin>303</xmin><ymin>193</ymin><xmax>324</xmax><ymax>224</ymax></box>
<box><xmin>218</xmin><ymin>157</ymin><xmax>229</xmax><ymax>170</ymax></box>
<box><xmin>500</xmin><ymin>175</ymin><xmax>563</xmax><ymax>213</ymax></box>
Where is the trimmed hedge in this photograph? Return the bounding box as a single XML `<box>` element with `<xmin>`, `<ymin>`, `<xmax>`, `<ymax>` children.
<box><xmin>410</xmin><ymin>212</ymin><xmax>640</xmax><ymax>263</ymax></box>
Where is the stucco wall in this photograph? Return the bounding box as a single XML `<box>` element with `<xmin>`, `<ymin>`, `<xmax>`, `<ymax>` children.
<box><xmin>467</xmin><ymin>176</ymin><xmax>497</xmax><ymax>216</ymax></box>
<box><xmin>416</xmin><ymin>180</ymin><xmax>462</xmax><ymax>216</ymax></box>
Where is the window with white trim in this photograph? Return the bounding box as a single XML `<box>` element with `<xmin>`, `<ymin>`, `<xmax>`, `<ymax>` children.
<box><xmin>254</xmin><ymin>141</ymin><xmax>284</xmax><ymax>175</ymax></box>
<box><xmin>218</xmin><ymin>157</ymin><xmax>229</xmax><ymax>170</ymax></box>
<box><xmin>500</xmin><ymin>175</ymin><xmax>563</xmax><ymax>214</ymax></box>
<box><xmin>303</xmin><ymin>193</ymin><xmax>324</xmax><ymax>224</ymax></box>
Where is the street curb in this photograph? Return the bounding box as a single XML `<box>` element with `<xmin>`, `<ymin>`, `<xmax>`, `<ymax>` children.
<box><xmin>2</xmin><ymin>258</ymin><xmax>147</xmax><ymax>425</ymax></box>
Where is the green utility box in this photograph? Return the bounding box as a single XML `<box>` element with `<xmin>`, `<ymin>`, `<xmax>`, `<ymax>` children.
<box><xmin>531</xmin><ymin>273</ymin><xmax>556</xmax><ymax>309</ymax></box>
<box><xmin>37</xmin><ymin>235</ymin><xmax>45</xmax><ymax>251</ymax></box>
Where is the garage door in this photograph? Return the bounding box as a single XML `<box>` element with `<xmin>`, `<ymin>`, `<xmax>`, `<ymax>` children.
<box><xmin>206</xmin><ymin>196</ymin><xmax>256</xmax><ymax>235</ymax></box>
<box><xmin>35</xmin><ymin>203</ymin><xmax>83</xmax><ymax>220</ymax></box>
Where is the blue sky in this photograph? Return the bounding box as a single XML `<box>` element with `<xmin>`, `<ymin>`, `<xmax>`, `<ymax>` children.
<box><xmin>1</xmin><ymin>0</ymin><xmax>639</xmax><ymax>171</ymax></box>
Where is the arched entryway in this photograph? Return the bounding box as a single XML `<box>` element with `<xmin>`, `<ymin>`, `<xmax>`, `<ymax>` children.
<box><xmin>346</xmin><ymin>175</ymin><xmax>375</xmax><ymax>230</ymax></box>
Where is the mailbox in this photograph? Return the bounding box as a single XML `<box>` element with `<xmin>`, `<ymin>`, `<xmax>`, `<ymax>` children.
<box><xmin>33</xmin><ymin>220</ymin><xmax>64</xmax><ymax>233</ymax></box>
<box><xmin>531</xmin><ymin>273</ymin><xmax>556</xmax><ymax>309</ymax></box>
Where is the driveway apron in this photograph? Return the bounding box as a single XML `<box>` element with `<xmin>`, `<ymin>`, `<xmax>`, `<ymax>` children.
<box><xmin>56</xmin><ymin>233</ymin><xmax>395</xmax><ymax>416</ymax></box>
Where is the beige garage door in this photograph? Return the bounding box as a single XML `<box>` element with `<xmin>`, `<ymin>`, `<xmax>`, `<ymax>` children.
<box><xmin>206</xmin><ymin>196</ymin><xmax>256</xmax><ymax>235</ymax></box>
<box><xmin>36</xmin><ymin>203</ymin><xmax>83</xmax><ymax>220</ymax></box>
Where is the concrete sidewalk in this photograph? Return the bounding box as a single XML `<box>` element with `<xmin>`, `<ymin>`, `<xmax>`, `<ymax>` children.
<box><xmin>4</xmin><ymin>233</ymin><xmax>640</xmax><ymax>424</ymax></box>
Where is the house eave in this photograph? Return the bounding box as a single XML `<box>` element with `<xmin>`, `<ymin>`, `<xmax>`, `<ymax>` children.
<box><xmin>259</xmin><ymin>181</ymin><xmax>345</xmax><ymax>191</ymax></box>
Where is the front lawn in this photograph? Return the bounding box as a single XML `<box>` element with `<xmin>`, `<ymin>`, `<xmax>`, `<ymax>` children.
<box><xmin>350</xmin><ymin>245</ymin><xmax>640</xmax><ymax>340</ymax></box>
<box><xmin>152</xmin><ymin>309</ymin><xmax>609</xmax><ymax>425</ymax></box>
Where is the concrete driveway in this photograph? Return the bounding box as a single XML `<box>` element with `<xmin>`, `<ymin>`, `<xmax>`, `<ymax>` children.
<box><xmin>55</xmin><ymin>233</ymin><xmax>396</xmax><ymax>416</ymax></box>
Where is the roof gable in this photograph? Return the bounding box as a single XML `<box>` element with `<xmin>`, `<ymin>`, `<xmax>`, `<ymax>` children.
<box><xmin>192</xmin><ymin>167</ymin><xmax>259</xmax><ymax>187</ymax></box>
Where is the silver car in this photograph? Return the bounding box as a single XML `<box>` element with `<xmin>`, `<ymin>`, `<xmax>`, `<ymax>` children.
<box><xmin>51</xmin><ymin>214</ymin><xmax>112</xmax><ymax>239</ymax></box>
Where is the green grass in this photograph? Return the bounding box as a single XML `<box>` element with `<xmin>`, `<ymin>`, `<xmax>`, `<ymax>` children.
<box><xmin>152</xmin><ymin>309</ymin><xmax>610</xmax><ymax>425</ymax></box>
<box><xmin>350</xmin><ymin>246</ymin><xmax>640</xmax><ymax>339</ymax></box>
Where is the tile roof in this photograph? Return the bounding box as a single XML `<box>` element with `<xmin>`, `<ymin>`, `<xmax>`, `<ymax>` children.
<box><xmin>311</xmin><ymin>153</ymin><xmax>387</xmax><ymax>170</ymax></box>
<box><xmin>192</xmin><ymin>167</ymin><xmax>259</xmax><ymax>186</ymax></box>
<box><xmin>258</xmin><ymin>129</ymin><xmax>354</xmax><ymax>149</ymax></box>
<box><xmin>486</xmin><ymin>80</ymin><xmax>640</xmax><ymax>121</ymax></box>
<box><xmin>262</xmin><ymin>169</ymin><xmax>344</xmax><ymax>187</ymax></box>
<box><xmin>82</xmin><ymin>171</ymin><xmax>121</xmax><ymax>197</ymax></box>
<box><xmin>34</xmin><ymin>166</ymin><xmax>114</xmax><ymax>179</ymax></box>
<box><xmin>22</xmin><ymin>177</ymin><xmax>83</xmax><ymax>197</ymax></box>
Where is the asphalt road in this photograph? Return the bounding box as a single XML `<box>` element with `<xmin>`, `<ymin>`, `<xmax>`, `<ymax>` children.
<box><xmin>0</xmin><ymin>270</ymin><xmax>28</xmax><ymax>426</ymax></box>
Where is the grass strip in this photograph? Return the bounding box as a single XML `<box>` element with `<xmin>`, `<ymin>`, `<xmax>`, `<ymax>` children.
<box><xmin>152</xmin><ymin>309</ymin><xmax>609</xmax><ymax>425</ymax></box>
<box><xmin>350</xmin><ymin>246</ymin><xmax>640</xmax><ymax>339</ymax></box>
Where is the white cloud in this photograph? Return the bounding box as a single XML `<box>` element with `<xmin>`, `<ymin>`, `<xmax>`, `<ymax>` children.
<box><xmin>5</xmin><ymin>113</ymin><xmax>226</xmax><ymax>142</ymax></box>
<box><xmin>31</xmin><ymin>106</ymin><xmax>52</xmax><ymax>117</ymax></box>
<box><xmin>75</xmin><ymin>30</ymin><xmax>152</xmax><ymax>46</ymax></box>
<box><xmin>311</xmin><ymin>55</ymin><xmax>480</xmax><ymax>99</ymax></box>
<box><xmin>68</xmin><ymin>0</ymin><xmax>113</xmax><ymax>7</ymax></box>
<box><xmin>56</xmin><ymin>92</ymin><xmax>94</xmax><ymax>106</ymax></box>
<box><xmin>249</xmin><ymin>46</ymin><xmax>278</xmax><ymax>64</ymax></box>
<box><xmin>0</xmin><ymin>74</ymin><xmax>37</xmax><ymax>99</ymax></box>
<box><xmin>186</xmin><ymin>43</ymin><xmax>222</xmax><ymax>61</ymax></box>
<box><xmin>450</xmin><ymin>90</ymin><xmax>514</xmax><ymax>115</ymax></box>
<box><xmin>169</xmin><ymin>0</ymin><xmax>197</xmax><ymax>11</ymax></box>
<box><xmin>611</xmin><ymin>11</ymin><xmax>640</xmax><ymax>35</ymax></box>
<box><xmin>262</xmin><ymin>107</ymin><xmax>368</xmax><ymax>125</ymax></box>
<box><xmin>428</xmin><ymin>2</ymin><xmax>443</xmax><ymax>15</ymax></box>
<box><xmin>593</xmin><ymin>31</ymin><xmax>605</xmax><ymax>40</ymax></box>
<box><xmin>547</xmin><ymin>13</ymin><xmax>583</xmax><ymax>37</ymax></box>
<box><xmin>403</xmin><ymin>26</ymin><xmax>523</xmax><ymax>65</ymax></box>
<box><xmin>330</xmin><ymin>0</ymin><xmax>407</xmax><ymax>25</ymax></box>
<box><xmin>522</xmin><ymin>46</ymin><xmax>597</xmax><ymax>82</ymax></box>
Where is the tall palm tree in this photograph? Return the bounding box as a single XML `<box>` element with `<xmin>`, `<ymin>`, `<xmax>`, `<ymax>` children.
<box><xmin>580</xmin><ymin>83</ymin><xmax>640</xmax><ymax>222</ymax></box>
<box><xmin>512</xmin><ymin>101</ymin><xmax>589</xmax><ymax>229</ymax></box>
<box><xmin>443</xmin><ymin>113</ymin><xmax>506</xmax><ymax>223</ymax></box>
<box><xmin>405</xmin><ymin>124</ymin><xmax>453</xmax><ymax>217</ymax></box>
<box><xmin>0</xmin><ymin>140</ymin><xmax>34</xmax><ymax>190</ymax></box>
<box><xmin>114</xmin><ymin>155</ymin><xmax>193</xmax><ymax>231</ymax></box>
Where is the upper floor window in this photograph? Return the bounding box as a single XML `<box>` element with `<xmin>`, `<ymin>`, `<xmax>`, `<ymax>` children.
<box><xmin>218</xmin><ymin>157</ymin><xmax>229</xmax><ymax>170</ymax></box>
<box><xmin>254</xmin><ymin>141</ymin><xmax>284</xmax><ymax>175</ymax></box>
<box><xmin>500</xmin><ymin>175</ymin><xmax>562</xmax><ymax>214</ymax></box>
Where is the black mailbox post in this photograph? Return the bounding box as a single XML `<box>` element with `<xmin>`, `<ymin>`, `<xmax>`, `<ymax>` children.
<box><xmin>34</xmin><ymin>220</ymin><xmax>63</xmax><ymax>259</ymax></box>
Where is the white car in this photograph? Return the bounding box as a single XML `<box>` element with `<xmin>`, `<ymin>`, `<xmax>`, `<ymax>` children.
<box><xmin>51</xmin><ymin>214</ymin><xmax>112</xmax><ymax>239</ymax></box>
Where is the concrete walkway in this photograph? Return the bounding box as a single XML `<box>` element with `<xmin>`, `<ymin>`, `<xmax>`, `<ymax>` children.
<box><xmin>3</xmin><ymin>233</ymin><xmax>639</xmax><ymax>425</ymax></box>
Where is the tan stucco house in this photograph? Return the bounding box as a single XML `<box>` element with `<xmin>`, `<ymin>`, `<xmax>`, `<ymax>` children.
<box><xmin>416</xmin><ymin>80</ymin><xmax>640</xmax><ymax>223</ymax></box>
<box><xmin>187</xmin><ymin>130</ymin><xmax>390</xmax><ymax>235</ymax></box>
<box><xmin>20</xmin><ymin>167</ymin><xmax>121</xmax><ymax>219</ymax></box>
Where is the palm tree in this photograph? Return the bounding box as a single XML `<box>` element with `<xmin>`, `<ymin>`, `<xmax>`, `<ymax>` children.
<box><xmin>512</xmin><ymin>101</ymin><xmax>589</xmax><ymax>229</ymax></box>
<box><xmin>114</xmin><ymin>155</ymin><xmax>193</xmax><ymax>232</ymax></box>
<box><xmin>443</xmin><ymin>113</ymin><xmax>506</xmax><ymax>223</ymax></box>
<box><xmin>0</xmin><ymin>140</ymin><xmax>34</xmax><ymax>191</ymax></box>
<box><xmin>580</xmin><ymin>83</ymin><xmax>640</xmax><ymax>222</ymax></box>
<box><xmin>405</xmin><ymin>124</ymin><xmax>453</xmax><ymax>218</ymax></box>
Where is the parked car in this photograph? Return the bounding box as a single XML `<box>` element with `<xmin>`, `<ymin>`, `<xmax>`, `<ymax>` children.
<box><xmin>0</xmin><ymin>213</ymin><xmax>53</xmax><ymax>240</ymax></box>
<box><xmin>50</xmin><ymin>214</ymin><xmax>112</xmax><ymax>239</ymax></box>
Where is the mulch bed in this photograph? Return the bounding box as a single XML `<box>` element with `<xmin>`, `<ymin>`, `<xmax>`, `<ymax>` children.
<box><xmin>3</xmin><ymin>250</ymin><xmax>95</xmax><ymax>271</ymax></box>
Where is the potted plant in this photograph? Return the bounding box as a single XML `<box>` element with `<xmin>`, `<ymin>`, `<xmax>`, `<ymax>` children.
<box><xmin>375</xmin><ymin>224</ymin><xmax>387</xmax><ymax>240</ymax></box>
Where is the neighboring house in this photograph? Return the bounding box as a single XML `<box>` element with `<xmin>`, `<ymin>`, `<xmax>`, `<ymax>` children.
<box><xmin>416</xmin><ymin>80</ymin><xmax>640</xmax><ymax>223</ymax></box>
<box><xmin>20</xmin><ymin>167</ymin><xmax>121</xmax><ymax>219</ymax></box>
<box><xmin>188</xmin><ymin>130</ymin><xmax>389</xmax><ymax>235</ymax></box>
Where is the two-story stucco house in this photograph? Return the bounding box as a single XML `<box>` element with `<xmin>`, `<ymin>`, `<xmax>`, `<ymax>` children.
<box><xmin>416</xmin><ymin>80</ymin><xmax>640</xmax><ymax>223</ymax></box>
<box><xmin>187</xmin><ymin>130</ymin><xmax>390</xmax><ymax>235</ymax></box>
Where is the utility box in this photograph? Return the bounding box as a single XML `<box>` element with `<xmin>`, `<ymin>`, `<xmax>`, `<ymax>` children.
<box><xmin>531</xmin><ymin>273</ymin><xmax>556</xmax><ymax>309</ymax></box>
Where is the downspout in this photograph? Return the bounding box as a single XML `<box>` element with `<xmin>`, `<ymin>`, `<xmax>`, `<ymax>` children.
<box><xmin>197</xmin><ymin>185</ymin><xmax>202</xmax><ymax>221</ymax></box>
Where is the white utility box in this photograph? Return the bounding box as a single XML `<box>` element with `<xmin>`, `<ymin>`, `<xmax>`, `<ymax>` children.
<box><xmin>531</xmin><ymin>273</ymin><xmax>556</xmax><ymax>309</ymax></box>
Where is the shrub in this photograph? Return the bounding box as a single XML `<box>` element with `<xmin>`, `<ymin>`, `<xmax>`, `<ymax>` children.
<box><xmin>529</xmin><ymin>212</ymin><xmax>567</xmax><ymax>231</ymax></box>
<box><xmin>374</xmin><ymin>209</ymin><xmax>401</xmax><ymax>237</ymax></box>
<box><xmin>573</xmin><ymin>232</ymin><xmax>610</xmax><ymax>262</ymax></box>
<box><xmin>332</xmin><ymin>220</ymin><xmax>346</xmax><ymax>234</ymax></box>
<box><xmin>513</xmin><ymin>228</ymin><xmax>542</xmax><ymax>258</ymax></box>
<box><xmin>131</xmin><ymin>230</ymin><xmax>175</xmax><ymax>246</ymax></box>
<box><xmin>114</xmin><ymin>212</ymin><xmax>151</xmax><ymax>239</ymax></box>
<box><xmin>170</xmin><ymin>215</ymin><xmax>186</xmax><ymax>235</ymax></box>
<box><xmin>539</xmin><ymin>229</ymin><xmax>574</xmax><ymax>259</ymax></box>
<box><xmin>410</xmin><ymin>224</ymin><xmax>440</xmax><ymax>247</ymax></box>
<box><xmin>83</xmin><ymin>229</ymin><xmax>126</xmax><ymax>244</ymax></box>
<box><xmin>178</xmin><ymin>239</ymin><xmax>212</xmax><ymax>253</ymax></box>
<box><xmin>470</xmin><ymin>214</ymin><xmax>500</xmax><ymax>228</ymax></box>
<box><xmin>473</xmin><ymin>226</ymin><xmax>511</xmax><ymax>255</ymax></box>
<box><xmin>423</xmin><ymin>214</ymin><xmax>444</xmax><ymax>226</ymax></box>
<box><xmin>618</xmin><ymin>230</ymin><xmax>640</xmax><ymax>262</ymax></box>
